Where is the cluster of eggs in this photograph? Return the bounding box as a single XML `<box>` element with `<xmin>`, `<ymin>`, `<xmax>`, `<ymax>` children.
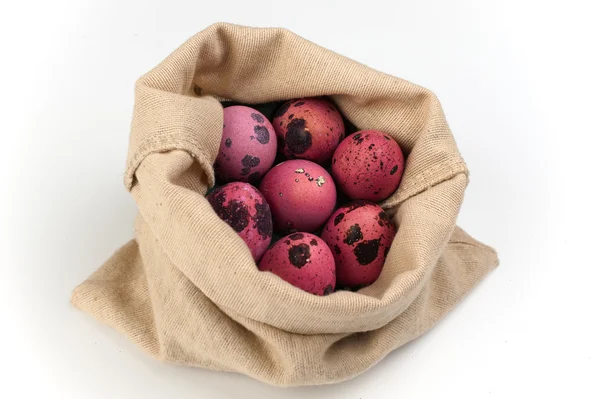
<box><xmin>206</xmin><ymin>97</ymin><xmax>405</xmax><ymax>294</ymax></box>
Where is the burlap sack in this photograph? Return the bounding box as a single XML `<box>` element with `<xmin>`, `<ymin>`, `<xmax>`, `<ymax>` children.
<box><xmin>71</xmin><ymin>22</ymin><xmax>498</xmax><ymax>386</ymax></box>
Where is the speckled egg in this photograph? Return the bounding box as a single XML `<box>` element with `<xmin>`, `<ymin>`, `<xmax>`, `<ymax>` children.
<box><xmin>321</xmin><ymin>200</ymin><xmax>395</xmax><ymax>290</ymax></box>
<box><xmin>206</xmin><ymin>182</ymin><xmax>273</xmax><ymax>261</ymax></box>
<box><xmin>258</xmin><ymin>233</ymin><xmax>336</xmax><ymax>295</ymax></box>
<box><xmin>214</xmin><ymin>106</ymin><xmax>277</xmax><ymax>184</ymax></box>
<box><xmin>259</xmin><ymin>160</ymin><xmax>337</xmax><ymax>233</ymax></box>
<box><xmin>332</xmin><ymin>130</ymin><xmax>404</xmax><ymax>202</ymax></box>
<box><xmin>273</xmin><ymin>98</ymin><xmax>345</xmax><ymax>165</ymax></box>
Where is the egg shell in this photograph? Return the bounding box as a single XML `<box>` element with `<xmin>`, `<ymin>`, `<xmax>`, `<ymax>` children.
<box><xmin>206</xmin><ymin>182</ymin><xmax>273</xmax><ymax>261</ymax></box>
<box><xmin>258</xmin><ymin>233</ymin><xmax>336</xmax><ymax>295</ymax></box>
<box><xmin>273</xmin><ymin>98</ymin><xmax>345</xmax><ymax>165</ymax></box>
<box><xmin>259</xmin><ymin>160</ymin><xmax>337</xmax><ymax>233</ymax></box>
<box><xmin>332</xmin><ymin>130</ymin><xmax>405</xmax><ymax>202</ymax></box>
<box><xmin>215</xmin><ymin>106</ymin><xmax>277</xmax><ymax>184</ymax></box>
<box><xmin>321</xmin><ymin>200</ymin><xmax>395</xmax><ymax>289</ymax></box>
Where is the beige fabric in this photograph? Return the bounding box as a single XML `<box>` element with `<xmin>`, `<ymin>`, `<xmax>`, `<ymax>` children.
<box><xmin>71</xmin><ymin>22</ymin><xmax>498</xmax><ymax>386</ymax></box>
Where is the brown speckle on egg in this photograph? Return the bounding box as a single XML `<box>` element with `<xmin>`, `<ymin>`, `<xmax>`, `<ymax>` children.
<box><xmin>288</xmin><ymin>244</ymin><xmax>311</xmax><ymax>268</ymax></box>
<box><xmin>251</xmin><ymin>113</ymin><xmax>265</xmax><ymax>123</ymax></box>
<box><xmin>354</xmin><ymin>238</ymin><xmax>380</xmax><ymax>265</ymax></box>
<box><xmin>241</xmin><ymin>155</ymin><xmax>260</xmax><ymax>176</ymax></box>
<box><xmin>254</xmin><ymin>125</ymin><xmax>270</xmax><ymax>144</ymax></box>
<box><xmin>274</xmin><ymin>101</ymin><xmax>291</xmax><ymax>118</ymax></box>
<box><xmin>254</xmin><ymin>201</ymin><xmax>273</xmax><ymax>239</ymax></box>
<box><xmin>208</xmin><ymin>187</ymin><xmax>249</xmax><ymax>233</ymax></box>
<box><xmin>343</xmin><ymin>224</ymin><xmax>363</xmax><ymax>245</ymax></box>
<box><xmin>285</xmin><ymin>118</ymin><xmax>312</xmax><ymax>155</ymax></box>
<box><xmin>352</xmin><ymin>133</ymin><xmax>364</xmax><ymax>144</ymax></box>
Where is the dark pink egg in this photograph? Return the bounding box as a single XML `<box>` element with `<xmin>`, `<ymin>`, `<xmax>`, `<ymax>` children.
<box><xmin>258</xmin><ymin>233</ymin><xmax>336</xmax><ymax>295</ymax></box>
<box><xmin>332</xmin><ymin>130</ymin><xmax>404</xmax><ymax>202</ymax></box>
<box><xmin>259</xmin><ymin>160</ymin><xmax>337</xmax><ymax>233</ymax></box>
<box><xmin>215</xmin><ymin>106</ymin><xmax>277</xmax><ymax>184</ymax></box>
<box><xmin>206</xmin><ymin>182</ymin><xmax>273</xmax><ymax>261</ymax></box>
<box><xmin>273</xmin><ymin>98</ymin><xmax>345</xmax><ymax>165</ymax></box>
<box><xmin>321</xmin><ymin>200</ymin><xmax>395</xmax><ymax>290</ymax></box>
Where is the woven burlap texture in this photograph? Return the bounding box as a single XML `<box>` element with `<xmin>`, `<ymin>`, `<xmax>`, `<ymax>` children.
<box><xmin>72</xmin><ymin>23</ymin><xmax>498</xmax><ymax>386</ymax></box>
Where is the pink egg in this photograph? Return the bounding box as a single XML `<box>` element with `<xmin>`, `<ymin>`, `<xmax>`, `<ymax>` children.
<box><xmin>321</xmin><ymin>200</ymin><xmax>395</xmax><ymax>290</ymax></box>
<box><xmin>215</xmin><ymin>106</ymin><xmax>277</xmax><ymax>184</ymax></box>
<box><xmin>273</xmin><ymin>98</ymin><xmax>345</xmax><ymax>165</ymax></box>
<box><xmin>259</xmin><ymin>160</ymin><xmax>337</xmax><ymax>233</ymax></box>
<box><xmin>332</xmin><ymin>130</ymin><xmax>405</xmax><ymax>202</ymax></box>
<box><xmin>258</xmin><ymin>233</ymin><xmax>336</xmax><ymax>295</ymax></box>
<box><xmin>206</xmin><ymin>182</ymin><xmax>273</xmax><ymax>261</ymax></box>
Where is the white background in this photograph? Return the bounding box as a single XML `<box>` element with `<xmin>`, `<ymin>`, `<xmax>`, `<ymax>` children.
<box><xmin>1</xmin><ymin>1</ymin><xmax>599</xmax><ymax>398</ymax></box>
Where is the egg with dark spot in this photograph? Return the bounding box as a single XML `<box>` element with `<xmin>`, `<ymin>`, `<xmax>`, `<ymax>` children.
<box><xmin>321</xmin><ymin>201</ymin><xmax>395</xmax><ymax>289</ymax></box>
<box><xmin>207</xmin><ymin>182</ymin><xmax>273</xmax><ymax>261</ymax></box>
<box><xmin>332</xmin><ymin>130</ymin><xmax>404</xmax><ymax>201</ymax></box>
<box><xmin>215</xmin><ymin>106</ymin><xmax>277</xmax><ymax>183</ymax></box>
<box><xmin>258</xmin><ymin>233</ymin><xmax>336</xmax><ymax>295</ymax></box>
<box><xmin>273</xmin><ymin>98</ymin><xmax>345</xmax><ymax>165</ymax></box>
<box><xmin>259</xmin><ymin>160</ymin><xmax>337</xmax><ymax>233</ymax></box>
